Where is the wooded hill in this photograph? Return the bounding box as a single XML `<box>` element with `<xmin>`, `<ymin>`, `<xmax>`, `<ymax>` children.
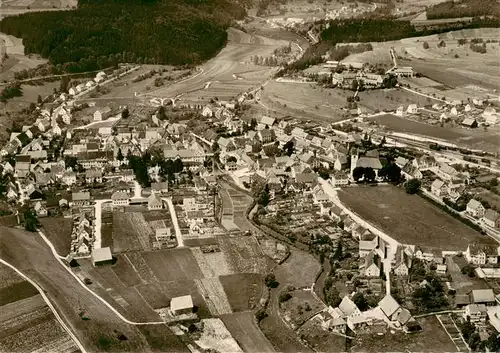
<box><xmin>0</xmin><ymin>0</ymin><xmax>246</xmax><ymax>72</ymax></box>
<box><xmin>426</xmin><ymin>0</ymin><xmax>500</xmax><ymax>19</ymax></box>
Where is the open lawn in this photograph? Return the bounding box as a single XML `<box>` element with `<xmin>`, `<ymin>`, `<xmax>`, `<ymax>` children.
<box><xmin>280</xmin><ymin>289</ymin><xmax>326</xmax><ymax>329</ymax></box>
<box><xmin>275</xmin><ymin>249</ymin><xmax>320</xmax><ymax>289</ymax></box>
<box><xmin>258</xmin><ymin>80</ymin><xmax>351</xmax><ymax>123</ymax></box>
<box><xmin>219</xmin><ymin>273</ymin><xmax>266</xmax><ymax>312</ymax></box>
<box><xmin>39</xmin><ymin>217</ymin><xmax>73</xmax><ymax>256</ymax></box>
<box><xmin>353</xmin><ymin>316</ymin><xmax>458</xmax><ymax>352</ymax></box>
<box><xmin>0</xmin><ymin>226</ymin><xmax>186</xmax><ymax>352</ymax></box>
<box><xmin>222</xmin><ymin>312</ymin><xmax>276</xmax><ymax>353</ymax></box>
<box><xmin>338</xmin><ymin>186</ymin><xmax>496</xmax><ymax>252</ymax></box>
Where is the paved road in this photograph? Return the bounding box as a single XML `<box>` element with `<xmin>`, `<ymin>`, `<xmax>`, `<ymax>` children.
<box><xmin>0</xmin><ymin>258</ymin><xmax>87</xmax><ymax>353</ymax></box>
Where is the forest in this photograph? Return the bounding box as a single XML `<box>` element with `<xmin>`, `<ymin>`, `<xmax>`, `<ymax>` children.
<box><xmin>426</xmin><ymin>0</ymin><xmax>500</xmax><ymax>19</ymax></box>
<box><xmin>0</xmin><ymin>0</ymin><xmax>246</xmax><ymax>73</ymax></box>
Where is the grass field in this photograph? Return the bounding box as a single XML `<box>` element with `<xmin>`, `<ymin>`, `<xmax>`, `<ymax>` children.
<box><xmin>352</xmin><ymin>316</ymin><xmax>458</xmax><ymax>352</ymax></box>
<box><xmin>275</xmin><ymin>250</ymin><xmax>320</xmax><ymax>289</ymax></box>
<box><xmin>219</xmin><ymin>273</ymin><xmax>266</xmax><ymax>312</ymax></box>
<box><xmin>113</xmin><ymin>212</ymin><xmax>153</xmax><ymax>252</ymax></box>
<box><xmin>222</xmin><ymin>312</ymin><xmax>276</xmax><ymax>353</ymax></box>
<box><xmin>280</xmin><ymin>290</ymin><xmax>325</xmax><ymax>329</ymax></box>
<box><xmin>39</xmin><ymin>217</ymin><xmax>73</xmax><ymax>256</ymax></box>
<box><xmin>338</xmin><ymin>186</ymin><xmax>496</xmax><ymax>252</ymax></box>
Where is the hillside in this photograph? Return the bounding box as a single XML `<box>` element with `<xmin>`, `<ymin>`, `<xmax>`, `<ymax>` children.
<box><xmin>426</xmin><ymin>0</ymin><xmax>500</xmax><ymax>19</ymax></box>
<box><xmin>0</xmin><ymin>0</ymin><xmax>247</xmax><ymax>72</ymax></box>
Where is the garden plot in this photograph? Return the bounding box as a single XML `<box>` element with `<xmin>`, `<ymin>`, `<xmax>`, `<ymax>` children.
<box><xmin>195</xmin><ymin>277</ymin><xmax>232</xmax><ymax>316</ymax></box>
<box><xmin>195</xmin><ymin>318</ymin><xmax>242</xmax><ymax>353</ymax></box>
<box><xmin>218</xmin><ymin>236</ymin><xmax>273</xmax><ymax>274</ymax></box>
<box><xmin>279</xmin><ymin>290</ymin><xmax>326</xmax><ymax>329</ymax></box>
<box><xmin>113</xmin><ymin>212</ymin><xmax>153</xmax><ymax>252</ymax></box>
<box><xmin>191</xmin><ymin>247</ymin><xmax>234</xmax><ymax>277</ymax></box>
<box><xmin>124</xmin><ymin>251</ymin><xmax>158</xmax><ymax>284</ymax></box>
<box><xmin>142</xmin><ymin>248</ymin><xmax>204</xmax><ymax>282</ymax></box>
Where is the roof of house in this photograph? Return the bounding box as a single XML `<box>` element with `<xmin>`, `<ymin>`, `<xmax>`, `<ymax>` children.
<box><xmin>395</xmin><ymin>308</ymin><xmax>412</xmax><ymax>325</ymax></box>
<box><xmin>462</xmin><ymin>118</ymin><xmax>476</xmax><ymax>126</ymax></box>
<box><xmin>72</xmin><ymin>192</ymin><xmax>90</xmax><ymax>201</ymax></box>
<box><xmin>151</xmin><ymin>182</ymin><xmax>168</xmax><ymax>191</ymax></box>
<box><xmin>378</xmin><ymin>295</ymin><xmax>400</xmax><ymax>317</ymax></box>
<box><xmin>111</xmin><ymin>191</ymin><xmax>129</xmax><ymax>200</ymax></box>
<box><xmin>148</xmin><ymin>193</ymin><xmax>163</xmax><ymax>207</ymax></box>
<box><xmin>92</xmin><ymin>247</ymin><xmax>112</xmax><ymax>262</ymax></box>
<box><xmin>338</xmin><ymin>296</ymin><xmax>359</xmax><ymax>316</ymax></box>
<box><xmin>467</xmin><ymin>199</ymin><xmax>484</xmax><ymax>210</ymax></box>
<box><xmin>483</xmin><ymin>209</ymin><xmax>500</xmax><ymax>222</ymax></box>
<box><xmin>467</xmin><ymin>303</ymin><xmax>487</xmax><ymax>313</ymax></box>
<box><xmin>356</xmin><ymin>156</ymin><xmax>382</xmax><ymax>170</ymax></box>
<box><xmin>455</xmin><ymin>294</ymin><xmax>470</xmax><ymax>305</ymax></box>
<box><xmin>295</xmin><ymin>173</ymin><xmax>317</xmax><ymax>184</ymax></box>
<box><xmin>471</xmin><ymin>289</ymin><xmax>495</xmax><ymax>303</ymax></box>
<box><xmin>431</xmin><ymin>179</ymin><xmax>445</xmax><ymax>189</ymax></box>
<box><xmin>171</xmin><ymin>295</ymin><xmax>193</xmax><ymax>311</ymax></box>
<box><xmin>260</xmin><ymin>116</ymin><xmax>275</xmax><ymax>126</ymax></box>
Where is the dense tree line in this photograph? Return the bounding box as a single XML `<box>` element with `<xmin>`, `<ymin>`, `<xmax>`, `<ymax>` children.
<box><xmin>426</xmin><ymin>0</ymin><xmax>500</xmax><ymax>19</ymax></box>
<box><xmin>0</xmin><ymin>0</ymin><xmax>246</xmax><ymax>73</ymax></box>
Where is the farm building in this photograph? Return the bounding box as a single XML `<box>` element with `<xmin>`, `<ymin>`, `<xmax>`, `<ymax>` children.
<box><xmin>171</xmin><ymin>295</ymin><xmax>194</xmax><ymax>316</ymax></box>
<box><xmin>91</xmin><ymin>247</ymin><xmax>113</xmax><ymax>266</ymax></box>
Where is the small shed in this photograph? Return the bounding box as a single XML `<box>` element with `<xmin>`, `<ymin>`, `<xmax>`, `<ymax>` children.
<box><xmin>91</xmin><ymin>247</ymin><xmax>113</xmax><ymax>266</ymax></box>
<box><xmin>170</xmin><ymin>295</ymin><xmax>194</xmax><ymax>316</ymax></box>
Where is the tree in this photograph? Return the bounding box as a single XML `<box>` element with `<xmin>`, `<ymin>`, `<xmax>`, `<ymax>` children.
<box><xmin>121</xmin><ymin>107</ymin><xmax>129</xmax><ymax>119</ymax></box>
<box><xmin>279</xmin><ymin>291</ymin><xmax>292</xmax><ymax>303</ymax></box>
<box><xmin>211</xmin><ymin>141</ymin><xmax>219</xmax><ymax>152</ymax></box>
<box><xmin>380</xmin><ymin>163</ymin><xmax>401</xmax><ymax>183</ymax></box>
<box><xmin>117</xmin><ymin>148</ymin><xmax>124</xmax><ymax>161</ymax></box>
<box><xmin>250</xmin><ymin>118</ymin><xmax>257</xmax><ymax>130</ymax></box>
<box><xmin>405</xmin><ymin>178</ymin><xmax>421</xmax><ymax>194</ymax></box>
<box><xmin>264</xmin><ymin>273</ymin><xmax>278</xmax><ymax>288</ymax></box>
<box><xmin>333</xmin><ymin>241</ymin><xmax>343</xmax><ymax>260</ymax></box>
<box><xmin>353</xmin><ymin>292</ymin><xmax>369</xmax><ymax>311</ymax></box>
<box><xmin>283</xmin><ymin>140</ymin><xmax>294</xmax><ymax>157</ymax></box>
<box><xmin>363</xmin><ymin>167</ymin><xmax>376</xmax><ymax>182</ymax></box>
<box><xmin>423</xmin><ymin>41</ymin><xmax>430</xmax><ymax>49</ymax></box>
<box><xmin>60</xmin><ymin>76</ymin><xmax>70</xmax><ymax>93</ymax></box>
<box><xmin>173</xmin><ymin>158</ymin><xmax>183</xmax><ymax>173</ymax></box>
<box><xmin>353</xmin><ymin>166</ymin><xmax>364</xmax><ymax>181</ymax></box>
<box><xmin>258</xmin><ymin>184</ymin><xmax>270</xmax><ymax>207</ymax></box>
<box><xmin>37</xmin><ymin>94</ymin><xmax>43</xmax><ymax>104</ymax></box>
<box><xmin>24</xmin><ymin>210</ymin><xmax>38</xmax><ymax>232</ymax></box>
<box><xmin>157</xmin><ymin>106</ymin><xmax>167</xmax><ymax>121</ymax></box>
<box><xmin>461</xmin><ymin>264</ymin><xmax>476</xmax><ymax>278</ymax></box>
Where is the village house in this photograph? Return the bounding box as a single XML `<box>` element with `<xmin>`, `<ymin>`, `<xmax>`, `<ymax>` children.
<box><xmin>471</xmin><ymin>289</ymin><xmax>496</xmax><ymax>306</ymax></box>
<box><xmin>363</xmin><ymin>250</ymin><xmax>382</xmax><ymax>277</ymax></box>
<box><xmin>85</xmin><ymin>169</ymin><xmax>103</xmax><ymax>184</ymax></box>
<box><xmin>358</xmin><ymin>231</ymin><xmax>378</xmax><ymax>258</ymax></box>
<box><xmin>111</xmin><ymin>191</ymin><xmax>130</xmax><ymax>206</ymax></box>
<box><xmin>393</xmin><ymin>245</ymin><xmax>412</xmax><ymax>276</ymax></box>
<box><xmin>406</xmin><ymin>104</ymin><xmax>418</xmax><ymax>114</ymax></box>
<box><xmin>430</xmin><ymin>179</ymin><xmax>447</xmax><ymax>198</ymax></box>
<box><xmin>151</xmin><ymin>182</ymin><xmax>169</xmax><ymax>194</ymax></box>
<box><xmin>71</xmin><ymin>192</ymin><xmax>91</xmax><ymax>207</ymax></box>
<box><xmin>463</xmin><ymin>304</ymin><xmax>487</xmax><ymax>324</ymax></box>
<box><xmin>331</xmin><ymin>171</ymin><xmax>349</xmax><ymax>187</ymax></box>
<box><xmin>434</xmin><ymin>163</ymin><xmax>458</xmax><ymax>181</ymax></box>
<box><xmin>148</xmin><ymin>193</ymin><xmax>163</xmax><ymax>210</ymax></box>
<box><xmin>34</xmin><ymin>201</ymin><xmax>48</xmax><ymax>217</ymax></box>
<box><xmin>465</xmin><ymin>244</ymin><xmax>499</xmax><ymax>265</ymax></box>
<box><xmin>482</xmin><ymin>209</ymin><xmax>500</xmax><ymax>228</ymax></box>
<box><xmin>483</xmin><ymin>106</ymin><xmax>498</xmax><ymax>125</ymax></box>
<box><xmin>466</xmin><ymin>199</ymin><xmax>486</xmax><ymax>218</ymax></box>
<box><xmin>258</xmin><ymin>116</ymin><xmax>276</xmax><ymax>130</ymax></box>
<box><xmin>93</xmin><ymin>107</ymin><xmax>112</xmax><ymax>121</ymax></box>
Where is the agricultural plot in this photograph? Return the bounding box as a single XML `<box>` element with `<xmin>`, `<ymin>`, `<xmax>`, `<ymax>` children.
<box><xmin>219</xmin><ymin>273</ymin><xmax>266</xmax><ymax>312</ymax></box>
<box><xmin>0</xmin><ymin>266</ymin><xmax>79</xmax><ymax>353</ymax></box>
<box><xmin>191</xmin><ymin>247</ymin><xmax>234</xmax><ymax>277</ymax></box>
<box><xmin>195</xmin><ymin>277</ymin><xmax>232</xmax><ymax>316</ymax></box>
<box><xmin>124</xmin><ymin>251</ymin><xmax>158</xmax><ymax>284</ymax></box>
<box><xmin>0</xmin><ymin>226</ymin><xmax>184</xmax><ymax>352</ymax></box>
<box><xmin>39</xmin><ymin>217</ymin><xmax>73</xmax><ymax>256</ymax></box>
<box><xmin>338</xmin><ymin>186</ymin><xmax>496</xmax><ymax>252</ymax></box>
<box><xmin>218</xmin><ymin>236</ymin><xmax>274</xmax><ymax>274</ymax></box>
<box><xmin>221</xmin><ymin>312</ymin><xmax>276</xmax><ymax>353</ymax></box>
<box><xmin>112</xmin><ymin>212</ymin><xmax>153</xmax><ymax>252</ymax></box>
<box><xmin>111</xmin><ymin>254</ymin><xmax>143</xmax><ymax>287</ymax></box>
<box><xmin>142</xmin><ymin>248</ymin><xmax>203</xmax><ymax>282</ymax></box>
